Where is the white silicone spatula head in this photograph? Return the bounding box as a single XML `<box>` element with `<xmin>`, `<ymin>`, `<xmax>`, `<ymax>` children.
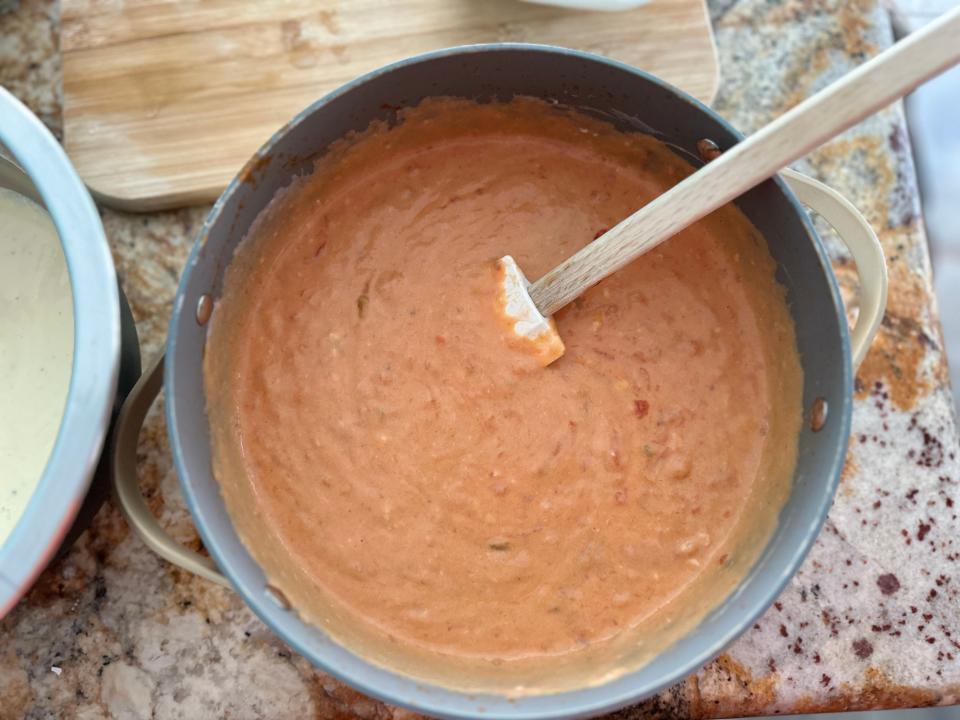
<box><xmin>496</xmin><ymin>256</ymin><xmax>565</xmax><ymax>366</ymax></box>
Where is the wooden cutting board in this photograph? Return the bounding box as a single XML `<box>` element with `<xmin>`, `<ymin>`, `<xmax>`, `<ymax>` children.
<box><xmin>61</xmin><ymin>0</ymin><xmax>718</xmax><ymax>211</ymax></box>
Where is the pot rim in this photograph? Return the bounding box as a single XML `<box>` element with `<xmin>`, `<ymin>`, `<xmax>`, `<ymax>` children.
<box><xmin>167</xmin><ymin>43</ymin><xmax>852</xmax><ymax>719</ymax></box>
<box><xmin>0</xmin><ymin>90</ymin><xmax>121</xmax><ymax>617</ymax></box>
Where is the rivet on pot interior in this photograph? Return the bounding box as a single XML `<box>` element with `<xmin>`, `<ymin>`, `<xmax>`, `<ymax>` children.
<box><xmin>196</xmin><ymin>294</ymin><xmax>214</xmax><ymax>326</ymax></box>
<box><xmin>810</xmin><ymin>396</ymin><xmax>828</xmax><ymax>432</ymax></box>
<box><xmin>265</xmin><ymin>585</ymin><xmax>291</xmax><ymax>610</ymax></box>
<box><xmin>697</xmin><ymin>138</ymin><xmax>722</xmax><ymax>162</ymax></box>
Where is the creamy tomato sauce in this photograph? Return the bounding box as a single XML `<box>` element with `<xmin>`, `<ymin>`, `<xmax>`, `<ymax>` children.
<box><xmin>206</xmin><ymin>98</ymin><xmax>802</xmax><ymax>691</ymax></box>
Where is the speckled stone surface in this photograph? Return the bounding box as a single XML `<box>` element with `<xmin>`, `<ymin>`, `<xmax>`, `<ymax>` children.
<box><xmin>1</xmin><ymin>0</ymin><xmax>958</xmax><ymax>717</ymax></box>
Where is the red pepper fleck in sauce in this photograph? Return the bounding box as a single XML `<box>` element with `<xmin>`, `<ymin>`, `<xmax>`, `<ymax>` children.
<box><xmin>634</xmin><ymin>399</ymin><xmax>650</xmax><ymax>419</ymax></box>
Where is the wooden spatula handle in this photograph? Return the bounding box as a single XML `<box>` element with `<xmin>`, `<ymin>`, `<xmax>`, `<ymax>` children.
<box><xmin>529</xmin><ymin>7</ymin><xmax>960</xmax><ymax>317</ymax></box>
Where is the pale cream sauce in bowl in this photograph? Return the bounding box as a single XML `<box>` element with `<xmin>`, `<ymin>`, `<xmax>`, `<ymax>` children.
<box><xmin>0</xmin><ymin>89</ymin><xmax>122</xmax><ymax>621</ymax></box>
<box><xmin>0</xmin><ymin>188</ymin><xmax>74</xmax><ymax>546</ymax></box>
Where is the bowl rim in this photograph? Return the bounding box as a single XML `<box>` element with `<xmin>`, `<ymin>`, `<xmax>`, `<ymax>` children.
<box><xmin>167</xmin><ymin>43</ymin><xmax>852</xmax><ymax>719</ymax></box>
<box><xmin>0</xmin><ymin>89</ymin><xmax>121</xmax><ymax>617</ymax></box>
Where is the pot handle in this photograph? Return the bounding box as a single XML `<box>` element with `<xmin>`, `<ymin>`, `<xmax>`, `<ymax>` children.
<box><xmin>781</xmin><ymin>169</ymin><xmax>887</xmax><ymax>371</ymax></box>
<box><xmin>110</xmin><ymin>353</ymin><xmax>231</xmax><ymax>587</ymax></box>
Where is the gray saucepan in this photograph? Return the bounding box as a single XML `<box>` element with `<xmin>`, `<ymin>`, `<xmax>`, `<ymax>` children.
<box><xmin>111</xmin><ymin>45</ymin><xmax>886</xmax><ymax>719</ymax></box>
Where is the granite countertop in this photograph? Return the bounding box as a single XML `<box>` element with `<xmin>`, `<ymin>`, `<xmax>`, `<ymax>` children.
<box><xmin>1</xmin><ymin>0</ymin><xmax>958</xmax><ymax>717</ymax></box>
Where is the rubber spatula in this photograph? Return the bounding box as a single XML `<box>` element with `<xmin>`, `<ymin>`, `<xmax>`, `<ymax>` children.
<box><xmin>499</xmin><ymin>6</ymin><xmax>960</xmax><ymax>366</ymax></box>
